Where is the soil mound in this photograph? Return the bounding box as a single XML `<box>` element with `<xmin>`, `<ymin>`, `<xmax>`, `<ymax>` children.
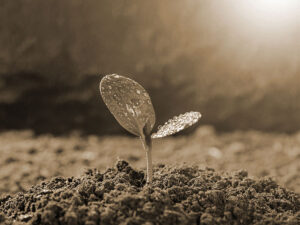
<box><xmin>1</xmin><ymin>160</ymin><xmax>299</xmax><ymax>225</ymax></box>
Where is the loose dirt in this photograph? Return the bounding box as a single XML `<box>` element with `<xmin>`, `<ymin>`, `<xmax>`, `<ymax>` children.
<box><xmin>1</xmin><ymin>160</ymin><xmax>299</xmax><ymax>225</ymax></box>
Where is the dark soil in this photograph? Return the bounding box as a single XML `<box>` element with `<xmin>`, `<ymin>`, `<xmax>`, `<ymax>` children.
<box><xmin>1</xmin><ymin>160</ymin><xmax>299</xmax><ymax>225</ymax></box>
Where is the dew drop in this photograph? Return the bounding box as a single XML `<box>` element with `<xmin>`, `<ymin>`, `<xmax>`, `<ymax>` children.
<box><xmin>151</xmin><ymin>111</ymin><xmax>201</xmax><ymax>138</ymax></box>
<box><xmin>113</xmin><ymin>93</ymin><xmax>120</xmax><ymax>101</ymax></box>
<box><xmin>131</xmin><ymin>98</ymin><xmax>140</xmax><ymax>107</ymax></box>
<box><xmin>100</xmin><ymin>74</ymin><xmax>156</xmax><ymax>137</ymax></box>
<box><xmin>126</xmin><ymin>104</ymin><xmax>135</xmax><ymax>116</ymax></box>
<box><xmin>117</xmin><ymin>86</ymin><xmax>126</xmax><ymax>93</ymax></box>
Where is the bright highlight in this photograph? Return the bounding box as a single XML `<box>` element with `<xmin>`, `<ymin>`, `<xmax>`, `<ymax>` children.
<box><xmin>238</xmin><ymin>0</ymin><xmax>299</xmax><ymax>27</ymax></box>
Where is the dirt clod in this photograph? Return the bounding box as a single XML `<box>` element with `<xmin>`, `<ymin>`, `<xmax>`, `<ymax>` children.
<box><xmin>0</xmin><ymin>160</ymin><xmax>299</xmax><ymax>225</ymax></box>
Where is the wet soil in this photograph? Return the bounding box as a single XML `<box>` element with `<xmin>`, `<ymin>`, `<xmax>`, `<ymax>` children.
<box><xmin>1</xmin><ymin>160</ymin><xmax>299</xmax><ymax>225</ymax></box>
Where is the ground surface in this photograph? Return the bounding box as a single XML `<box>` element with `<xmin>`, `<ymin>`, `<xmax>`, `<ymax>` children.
<box><xmin>1</xmin><ymin>160</ymin><xmax>299</xmax><ymax>225</ymax></box>
<box><xmin>0</xmin><ymin>126</ymin><xmax>299</xmax><ymax>196</ymax></box>
<box><xmin>0</xmin><ymin>126</ymin><xmax>300</xmax><ymax>224</ymax></box>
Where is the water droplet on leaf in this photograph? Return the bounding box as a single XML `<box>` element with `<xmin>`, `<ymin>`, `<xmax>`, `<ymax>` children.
<box><xmin>131</xmin><ymin>98</ymin><xmax>140</xmax><ymax>107</ymax></box>
<box><xmin>113</xmin><ymin>93</ymin><xmax>120</xmax><ymax>101</ymax></box>
<box><xmin>100</xmin><ymin>74</ymin><xmax>155</xmax><ymax>136</ymax></box>
<box><xmin>151</xmin><ymin>111</ymin><xmax>201</xmax><ymax>138</ymax></box>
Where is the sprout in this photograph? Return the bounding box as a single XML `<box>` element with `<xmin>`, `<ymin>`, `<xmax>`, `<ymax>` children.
<box><xmin>100</xmin><ymin>74</ymin><xmax>201</xmax><ymax>184</ymax></box>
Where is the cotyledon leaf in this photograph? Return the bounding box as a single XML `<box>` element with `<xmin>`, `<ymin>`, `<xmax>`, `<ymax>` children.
<box><xmin>100</xmin><ymin>74</ymin><xmax>156</xmax><ymax>136</ymax></box>
<box><xmin>151</xmin><ymin>111</ymin><xmax>201</xmax><ymax>138</ymax></box>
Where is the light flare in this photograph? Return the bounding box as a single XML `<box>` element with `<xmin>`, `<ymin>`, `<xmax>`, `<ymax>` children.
<box><xmin>238</xmin><ymin>0</ymin><xmax>299</xmax><ymax>29</ymax></box>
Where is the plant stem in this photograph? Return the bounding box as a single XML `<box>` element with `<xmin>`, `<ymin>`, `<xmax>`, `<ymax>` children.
<box><xmin>141</xmin><ymin>133</ymin><xmax>153</xmax><ymax>184</ymax></box>
<box><xmin>145</xmin><ymin>143</ymin><xmax>153</xmax><ymax>184</ymax></box>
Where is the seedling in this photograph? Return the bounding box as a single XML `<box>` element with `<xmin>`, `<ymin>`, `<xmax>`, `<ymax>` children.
<box><xmin>100</xmin><ymin>74</ymin><xmax>201</xmax><ymax>184</ymax></box>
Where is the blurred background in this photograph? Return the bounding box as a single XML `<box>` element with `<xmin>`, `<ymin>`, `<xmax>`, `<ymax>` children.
<box><xmin>1</xmin><ymin>0</ymin><xmax>300</xmax><ymax>135</ymax></box>
<box><xmin>1</xmin><ymin>0</ymin><xmax>300</xmax><ymax>196</ymax></box>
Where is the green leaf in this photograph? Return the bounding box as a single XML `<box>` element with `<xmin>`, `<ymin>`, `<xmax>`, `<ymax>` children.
<box><xmin>151</xmin><ymin>111</ymin><xmax>201</xmax><ymax>138</ymax></box>
<box><xmin>100</xmin><ymin>74</ymin><xmax>156</xmax><ymax>136</ymax></box>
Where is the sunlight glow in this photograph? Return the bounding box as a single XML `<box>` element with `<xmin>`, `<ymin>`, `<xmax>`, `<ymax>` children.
<box><xmin>239</xmin><ymin>0</ymin><xmax>300</xmax><ymax>28</ymax></box>
<box><xmin>253</xmin><ymin>0</ymin><xmax>295</xmax><ymax>16</ymax></box>
<box><xmin>234</xmin><ymin>0</ymin><xmax>299</xmax><ymax>34</ymax></box>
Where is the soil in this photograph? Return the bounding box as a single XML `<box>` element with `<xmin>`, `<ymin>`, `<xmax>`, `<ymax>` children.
<box><xmin>1</xmin><ymin>126</ymin><xmax>299</xmax><ymax>196</ymax></box>
<box><xmin>0</xmin><ymin>126</ymin><xmax>300</xmax><ymax>224</ymax></box>
<box><xmin>1</xmin><ymin>160</ymin><xmax>299</xmax><ymax>225</ymax></box>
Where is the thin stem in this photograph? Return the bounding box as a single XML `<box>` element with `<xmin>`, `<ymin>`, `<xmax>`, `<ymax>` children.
<box><xmin>145</xmin><ymin>142</ymin><xmax>153</xmax><ymax>184</ymax></box>
<box><xmin>141</xmin><ymin>133</ymin><xmax>153</xmax><ymax>184</ymax></box>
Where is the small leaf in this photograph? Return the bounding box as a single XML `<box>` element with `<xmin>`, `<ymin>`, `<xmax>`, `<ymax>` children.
<box><xmin>151</xmin><ymin>111</ymin><xmax>201</xmax><ymax>139</ymax></box>
<box><xmin>100</xmin><ymin>74</ymin><xmax>156</xmax><ymax>136</ymax></box>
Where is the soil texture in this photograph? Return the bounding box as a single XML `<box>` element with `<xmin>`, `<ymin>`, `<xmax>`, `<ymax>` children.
<box><xmin>1</xmin><ymin>126</ymin><xmax>299</xmax><ymax>197</ymax></box>
<box><xmin>1</xmin><ymin>160</ymin><xmax>299</xmax><ymax>225</ymax></box>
